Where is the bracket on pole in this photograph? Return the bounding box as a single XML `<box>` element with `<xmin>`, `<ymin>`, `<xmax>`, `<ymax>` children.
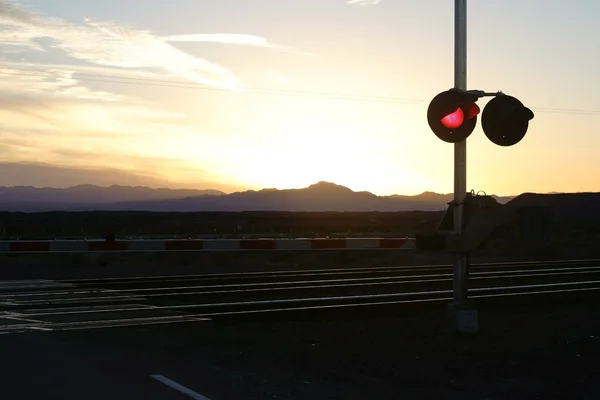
<box><xmin>449</xmin><ymin>88</ymin><xmax>506</xmax><ymax>99</ymax></box>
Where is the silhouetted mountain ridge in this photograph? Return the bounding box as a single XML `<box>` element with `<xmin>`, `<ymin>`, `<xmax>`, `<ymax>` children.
<box><xmin>0</xmin><ymin>181</ymin><xmax>519</xmax><ymax>212</ymax></box>
<box><xmin>1</xmin><ymin>182</ymin><xmax>590</xmax><ymax>215</ymax></box>
<box><xmin>0</xmin><ymin>185</ymin><xmax>224</xmax><ymax>205</ymax></box>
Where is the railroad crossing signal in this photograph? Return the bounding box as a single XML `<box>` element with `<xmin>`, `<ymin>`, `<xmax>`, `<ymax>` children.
<box><xmin>482</xmin><ymin>95</ymin><xmax>535</xmax><ymax>146</ymax></box>
<box><xmin>427</xmin><ymin>89</ymin><xmax>534</xmax><ymax>146</ymax></box>
<box><xmin>427</xmin><ymin>89</ymin><xmax>480</xmax><ymax>143</ymax></box>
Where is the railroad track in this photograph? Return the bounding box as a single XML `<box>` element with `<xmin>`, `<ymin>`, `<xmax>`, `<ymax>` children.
<box><xmin>1</xmin><ymin>259</ymin><xmax>599</xmax><ymax>334</ymax></box>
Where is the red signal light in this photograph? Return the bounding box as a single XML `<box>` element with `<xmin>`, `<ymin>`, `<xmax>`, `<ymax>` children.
<box><xmin>440</xmin><ymin>103</ymin><xmax>480</xmax><ymax>129</ymax></box>
<box><xmin>427</xmin><ymin>90</ymin><xmax>480</xmax><ymax>143</ymax></box>
<box><xmin>465</xmin><ymin>103</ymin><xmax>481</xmax><ymax>119</ymax></box>
<box><xmin>441</xmin><ymin>108</ymin><xmax>464</xmax><ymax>129</ymax></box>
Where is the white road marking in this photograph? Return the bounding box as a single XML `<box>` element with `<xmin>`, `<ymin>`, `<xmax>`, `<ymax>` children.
<box><xmin>151</xmin><ymin>374</ymin><xmax>211</xmax><ymax>400</ymax></box>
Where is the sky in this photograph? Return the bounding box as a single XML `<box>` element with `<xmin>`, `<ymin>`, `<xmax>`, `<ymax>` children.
<box><xmin>0</xmin><ymin>0</ymin><xmax>599</xmax><ymax>196</ymax></box>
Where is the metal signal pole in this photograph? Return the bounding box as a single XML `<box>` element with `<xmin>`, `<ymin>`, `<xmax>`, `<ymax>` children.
<box><xmin>454</xmin><ymin>0</ymin><xmax>468</xmax><ymax>305</ymax></box>
<box><xmin>451</xmin><ymin>0</ymin><xmax>477</xmax><ymax>332</ymax></box>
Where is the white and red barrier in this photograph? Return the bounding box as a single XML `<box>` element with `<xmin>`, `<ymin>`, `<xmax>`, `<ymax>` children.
<box><xmin>0</xmin><ymin>238</ymin><xmax>415</xmax><ymax>253</ymax></box>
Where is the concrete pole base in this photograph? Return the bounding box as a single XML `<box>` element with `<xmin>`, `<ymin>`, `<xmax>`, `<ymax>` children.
<box><xmin>447</xmin><ymin>303</ymin><xmax>479</xmax><ymax>334</ymax></box>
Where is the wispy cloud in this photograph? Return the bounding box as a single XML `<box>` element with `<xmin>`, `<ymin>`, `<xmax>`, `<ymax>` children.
<box><xmin>0</xmin><ymin>65</ymin><xmax>124</xmax><ymax>102</ymax></box>
<box><xmin>0</xmin><ymin>0</ymin><xmax>306</xmax><ymax>97</ymax></box>
<box><xmin>163</xmin><ymin>33</ymin><xmax>313</xmax><ymax>56</ymax></box>
<box><xmin>0</xmin><ymin>60</ymin><xmax>254</xmax><ymax>189</ymax></box>
<box><xmin>0</xmin><ymin>25</ymin><xmax>45</xmax><ymax>51</ymax></box>
<box><xmin>0</xmin><ymin>2</ymin><xmax>304</xmax><ymax>93</ymax></box>
<box><xmin>0</xmin><ymin>127</ymin><xmax>246</xmax><ymax>191</ymax></box>
<box><xmin>0</xmin><ymin>161</ymin><xmax>181</xmax><ymax>189</ymax></box>
<box><xmin>347</xmin><ymin>0</ymin><xmax>382</xmax><ymax>5</ymax></box>
<box><xmin>0</xmin><ymin>0</ymin><xmax>304</xmax><ymax>189</ymax></box>
<box><xmin>0</xmin><ymin>58</ymin><xmax>207</xmax><ymax>180</ymax></box>
<box><xmin>0</xmin><ymin>0</ymin><xmax>243</xmax><ymax>90</ymax></box>
<box><xmin>164</xmin><ymin>33</ymin><xmax>286</xmax><ymax>49</ymax></box>
<box><xmin>0</xmin><ymin>60</ymin><xmax>198</xmax><ymax>86</ymax></box>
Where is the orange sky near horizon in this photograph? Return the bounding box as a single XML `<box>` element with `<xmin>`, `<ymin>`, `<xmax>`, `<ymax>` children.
<box><xmin>1</xmin><ymin>0</ymin><xmax>599</xmax><ymax>196</ymax></box>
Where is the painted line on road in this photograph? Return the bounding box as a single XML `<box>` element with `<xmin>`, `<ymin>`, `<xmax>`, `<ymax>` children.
<box><xmin>151</xmin><ymin>374</ymin><xmax>211</xmax><ymax>400</ymax></box>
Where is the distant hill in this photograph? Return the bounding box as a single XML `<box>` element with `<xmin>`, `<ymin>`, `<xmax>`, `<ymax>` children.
<box><xmin>0</xmin><ymin>185</ymin><xmax>224</xmax><ymax>205</ymax></box>
<box><xmin>509</xmin><ymin>192</ymin><xmax>600</xmax><ymax>223</ymax></box>
<box><xmin>0</xmin><ymin>162</ymin><xmax>243</xmax><ymax>194</ymax></box>
<box><xmin>0</xmin><ymin>181</ymin><xmax>516</xmax><ymax>212</ymax></box>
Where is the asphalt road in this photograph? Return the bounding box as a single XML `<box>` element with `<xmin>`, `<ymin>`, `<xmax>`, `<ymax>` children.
<box><xmin>1</xmin><ymin>299</ymin><xmax>599</xmax><ymax>400</ymax></box>
<box><xmin>1</xmin><ymin>260</ymin><xmax>600</xmax><ymax>399</ymax></box>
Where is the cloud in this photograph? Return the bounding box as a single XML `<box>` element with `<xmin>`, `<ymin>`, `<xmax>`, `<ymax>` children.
<box><xmin>0</xmin><ymin>61</ymin><xmax>207</xmax><ymax>178</ymax></box>
<box><xmin>0</xmin><ymin>1</ymin><xmax>307</xmax><ymax>90</ymax></box>
<box><xmin>0</xmin><ymin>0</ymin><xmax>241</xmax><ymax>90</ymax></box>
<box><xmin>0</xmin><ymin>65</ymin><xmax>124</xmax><ymax>102</ymax></box>
<box><xmin>347</xmin><ymin>0</ymin><xmax>382</xmax><ymax>5</ymax></box>
<box><xmin>0</xmin><ymin>161</ymin><xmax>176</xmax><ymax>189</ymax></box>
<box><xmin>0</xmin><ymin>24</ymin><xmax>45</xmax><ymax>51</ymax></box>
<box><xmin>164</xmin><ymin>33</ymin><xmax>285</xmax><ymax>49</ymax></box>
<box><xmin>0</xmin><ymin>1</ymin><xmax>306</xmax><ymax>190</ymax></box>
<box><xmin>0</xmin><ymin>60</ymin><xmax>200</xmax><ymax>87</ymax></box>
<box><xmin>0</xmin><ymin>136</ymin><xmax>245</xmax><ymax>191</ymax></box>
<box><xmin>163</xmin><ymin>33</ymin><xmax>313</xmax><ymax>56</ymax></box>
<box><xmin>0</xmin><ymin>73</ymin><xmax>255</xmax><ymax>190</ymax></box>
<box><xmin>0</xmin><ymin>161</ymin><xmax>242</xmax><ymax>192</ymax></box>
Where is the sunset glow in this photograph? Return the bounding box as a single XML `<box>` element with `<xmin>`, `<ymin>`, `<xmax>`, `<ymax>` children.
<box><xmin>1</xmin><ymin>0</ymin><xmax>599</xmax><ymax>196</ymax></box>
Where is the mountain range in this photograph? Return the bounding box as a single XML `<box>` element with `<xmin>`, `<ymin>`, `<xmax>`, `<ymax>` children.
<box><xmin>0</xmin><ymin>182</ymin><xmax>516</xmax><ymax>212</ymax></box>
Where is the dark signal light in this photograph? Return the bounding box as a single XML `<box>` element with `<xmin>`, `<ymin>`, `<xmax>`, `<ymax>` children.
<box><xmin>481</xmin><ymin>95</ymin><xmax>534</xmax><ymax>147</ymax></box>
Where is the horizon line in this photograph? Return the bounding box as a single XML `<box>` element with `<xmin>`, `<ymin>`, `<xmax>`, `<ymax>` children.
<box><xmin>0</xmin><ymin>181</ymin><xmax>574</xmax><ymax>198</ymax></box>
